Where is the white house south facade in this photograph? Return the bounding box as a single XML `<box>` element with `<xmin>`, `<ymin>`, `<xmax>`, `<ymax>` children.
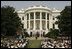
<box><xmin>17</xmin><ymin>5</ymin><xmax>61</xmax><ymax>36</ymax></box>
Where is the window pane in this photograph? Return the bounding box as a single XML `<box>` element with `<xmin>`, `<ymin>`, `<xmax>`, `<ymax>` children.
<box><xmin>27</xmin><ymin>13</ymin><xmax>29</xmax><ymax>20</ymax></box>
<box><xmin>30</xmin><ymin>12</ymin><xmax>34</xmax><ymax>19</ymax></box>
<box><xmin>42</xmin><ymin>12</ymin><xmax>46</xmax><ymax>19</ymax></box>
<box><xmin>36</xmin><ymin>12</ymin><xmax>40</xmax><ymax>19</ymax></box>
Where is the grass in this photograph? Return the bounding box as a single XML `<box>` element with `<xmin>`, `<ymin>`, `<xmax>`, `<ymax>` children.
<box><xmin>26</xmin><ymin>39</ymin><xmax>41</xmax><ymax>48</ymax></box>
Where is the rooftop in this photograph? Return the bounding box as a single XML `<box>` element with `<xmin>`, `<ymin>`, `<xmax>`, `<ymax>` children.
<box><xmin>17</xmin><ymin>5</ymin><xmax>61</xmax><ymax>13</ymax></box>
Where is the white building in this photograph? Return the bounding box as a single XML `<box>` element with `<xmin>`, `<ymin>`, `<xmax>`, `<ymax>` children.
<box><xmin>17</xmin><ymin>5</ymin><xmax>61</xmax><ymax>36</ymax></box>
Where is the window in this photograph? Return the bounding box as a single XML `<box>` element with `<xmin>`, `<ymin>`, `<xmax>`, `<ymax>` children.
<box><xmin>42</xmin><ymin>12</ymin><xmax>46</xmax><ymax>19</ymax></box>
<box><xmin>47</xmin><ymin>13</ymin><xmax>49</xmax><ymax>20</ymax></box>
<box><xmin>30</xmin><ymin>12</ymin><xmax>34</xmax><ymax>19</ymax></box>
<box><xmin>27</xmin><ymin>13</ymin><xmax>29</xmax><ymax>20</ymax></box>
<box><xmin>36</xmin><ymin>12</ymin><xmax>40</xmax><ymax>19</ymax></box>
<box><xmin>22</xmin><ymin>16</ymin><xmax>24</xmax><ymax>20</ymax></box>
<box><xmin>53</xmin><ymin>24</ymin><xmax>55</xmax><ymax>29</ymax></box>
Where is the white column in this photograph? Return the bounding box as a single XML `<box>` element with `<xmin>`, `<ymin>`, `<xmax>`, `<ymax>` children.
<box><xmin>40</xmin><ymin>12</ymin><xmax>42</xmax><ymax>37</ymax></box>
<box><xmin>29</xmin><ymin>13</ymin><xmax>30</xmax><ymax>30</ymax></box>
<box><xmin>49</xmin><ymin>14</ymin><xmax>53</xmax><ymax>29</ymax></box>
<box><xmin>40</xmin><ymin>12</ymin><xmax>42</xmax><ymax>30</ymax></box>
<box><xmin>24</xmin><ymin>14</ymin><xmax>27</xmax><ymax>29</ymax></box>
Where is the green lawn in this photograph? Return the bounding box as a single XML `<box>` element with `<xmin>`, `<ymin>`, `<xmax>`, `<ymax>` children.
<box><xmin>26</xmin><ymin>40</ymin><xmax>41</xmax><ymax>48</ymax></box>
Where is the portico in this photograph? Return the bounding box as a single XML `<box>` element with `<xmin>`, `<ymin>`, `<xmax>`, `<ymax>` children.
<box><xmin>17</xmin><ymin>5</ymin><xmax>61</xmax><ymax>37</ymax></box>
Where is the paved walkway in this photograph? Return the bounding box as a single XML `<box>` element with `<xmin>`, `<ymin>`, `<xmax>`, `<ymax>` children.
<box><xmin>26</xmin><ymin>37</ymin><xmax>52</xmax><ymax>40</ymax></box>
<box><xmin>26</xmin><ymin>39</ymin><xmax>41</xmax><ymax>48</ymax></box>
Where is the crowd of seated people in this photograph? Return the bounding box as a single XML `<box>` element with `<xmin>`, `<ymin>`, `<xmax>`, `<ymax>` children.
<box><xmin>1</xmin><ymin>38</ymin><xmax>28</xmax><ymax>48</ymax></box>
<box><xmin>41</xmin><ymin>38</ymin><xmax>71</xmax><ymax>48</ymax></box>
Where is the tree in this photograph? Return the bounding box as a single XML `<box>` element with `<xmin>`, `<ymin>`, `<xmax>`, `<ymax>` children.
<box><xmin>1</xmin><ymin>5</ymin><xmax>22</xmax><ymax>36</ymax></box>
<box><xmin>45</xmin><ymin>29</ymin><xmax>59</xmax><ymax>39</ymax></box>
<box><xmin>56</xmin><ymin>6</ymin><xmax>71</xmax><ymax>36</ymax></box>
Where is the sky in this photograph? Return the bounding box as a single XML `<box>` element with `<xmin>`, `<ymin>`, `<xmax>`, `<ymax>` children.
<box><xmin>1</xmin><ymin>1</ymin><xmax>71</xmax><ymax>11</ymax></box>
